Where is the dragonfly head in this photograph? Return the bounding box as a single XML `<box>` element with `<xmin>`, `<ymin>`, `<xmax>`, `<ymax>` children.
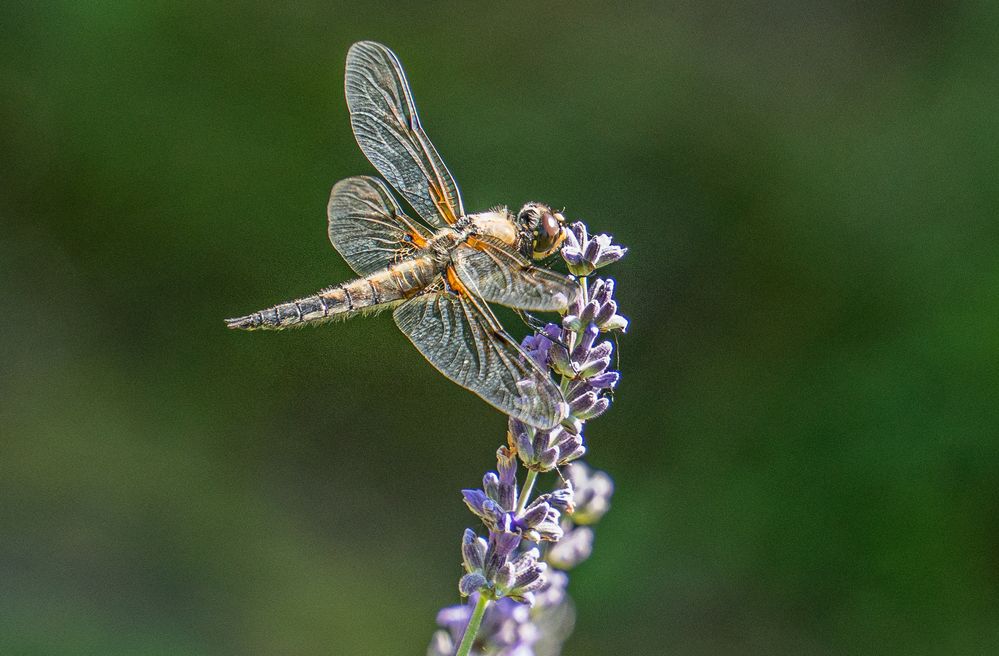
<box><xmin>517</xmin><ymin>203</ymin><xmax>568</xmax><ymax>260</ymax></box>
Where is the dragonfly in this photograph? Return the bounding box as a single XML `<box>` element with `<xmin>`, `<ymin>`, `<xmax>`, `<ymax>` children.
<box><xmin>226</xmin><ymin>41</ymin><xmax>579</xmax><ymax>430</ymax></box>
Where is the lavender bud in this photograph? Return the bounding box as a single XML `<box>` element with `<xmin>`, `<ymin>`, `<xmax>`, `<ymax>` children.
<box><xmin>490</xmin><ymin>529</ymin><xmax>521</xmax><ymax>560</ymax></box>
<box><xmin>570</xmin><ymin>324</ymin><xmax>599</xmax><ymax>362</ymax></box>
<box><xmin>459</xmin><ymin>572</ymin><xmax>488</xmax><ymax>596</ymax></box>
<box><xmin>560</xmin><ymin>416</ymin><xmax>583</xmax><ymax>436</ymax></box>
<box><xmin>583</xmin><ymin>237</ymin><xmax>602</xmax><ymax>266</ymax></box>
<box><xmin>587</xmin><ymin>278</ymin><xmax>629</xmax><ymax>333</ymax></box>
<box><xmin>566</xmin><ymin>291</ymin><xmax>584</xmax><ymax>318</ymax></box>
<box><xmin>496</xmin><ymin>447</ymin><xmax>518</xmax><ymax>510</ymax></box>
<box><xmin>538</xmin><ymin>447</ymin><xmax>559</xmax><ymax>470</ymax></box>
<box><xmin>546</xmin><ymin>525</ymin><xmax>594</xmax><ymax>570</ymax></box>
<box><xmin>549</xmin><ymin>342</ymin><xmax>575</xmax><ymax>377</ymax></box>
<box><xmin>482</xmin><ymin>472</ymin><xmax>500</xmax><ymax>500</ymax></box>
<box><xmin>513</xmin><ymin>561</ymin><xmax>547</xmax><ymax>594</ymax></box>
<box><xmin>520</xmin><ymin>331</ymin><xmax>554</xmax><ymax>368</ymax></box>
<box><xmin>484</xmin><ymin>529</ymin><xmax>522</xmax><ymax>582</ymax></box>
<box><xmin>494</xmin><ymin>563</ymin><xmax>516</xmax><ymax>594</ymax></box>
<box><xmin>509</xmin><ymin>419</ymin><xmax>535</xmax><ymax>461</ymax></box>
<box><xmin>587</xmin><ymin>370</ymin><xmax>620</xmax><ymax>389</ymax></box>
<box><xmin>427</xmin><ymin>630</ymin><xmax>453</xmax><ymax>656</ymax></box>
<box><xmin>543</xmin><ymin>322</ymin><xmax>564</xmax><ymax>341</ymax></box>
<box><xmin>568</xmin><ymin>390</ymin><xmax>599</xmax><ymax>417</ymax></box>
<box><xmin>558</xmin><ymin>442</ymin><xmax>586</xmax><ymax>465</ymax></box>
<box><xmin>497</xmin><ymin>447</ymin><xmax>517</xmax><ymax>484</ymax></box>
<box><xmin>533</xmin><ymin>570</ymin><xmax>569</xmax><ymax>608</ymax></box>
<box><xmin>516</xmin><ymin>498</ymin><xmax>563</xmax><ymax>543</ymax></box>
<box><xmin>565</xmin><ymin>462</ymin><xmax>614</xmax><ymax>525</ymax></box>
<box><xmin>519</xmin><ymin>504</ymin><xmax>550</xmax><ymax>535</ymax></box>
<box><xmin>595</xmin><ymin>243</ymin><xmax>627</xmax><ymax>268</ymax></box>
<box><xmin>595</xmin><ymin>298</ymin><xmax>617</xmax><ymax>325</ymax></box>
<box><xmin>436</xmin><ymin>603</ymin><xmax>472</xmax><ymax>634</ymax></box>
<box><xmin>589</xmin><ymin>277</ymin><xmax>611</xmax><ymax>302</ymax></box>
<box><xmin>577</xmin><ymin>355</ymin><xmax>611</xmax><ymax>380</ymax></box>
<box><xmin>553</xmin><ymin>425</ymin><xmax>586</xmax><ymax>465</ymax></box>
<box><xmin>496</xmin><ymin>548</ymin><xmax>547</xmax><ymax>603</ymax></box>
<box><xmin>461</xmin><ymin>529</ymin><xmax>487</xmax><ymax>572</ymax></box>
<box><xmin>462</xmin><ymin>489</ymin><xmax>493</xmax><ymax>519</ymax></box>
<box><xmin>574</xmin><ymin>395</ymin><xmax>610</xmax><ymax>421</ymax></box>
<box><xmin>560</xmin><ymin>223</ymin><xmax>588</xmax><ymax>275</ymax></box>
<box><xmin>587</xmin><ymin>340</ymin><xmax>613</xmax><ymax>362</ymax></box>
<box><xmin>531</xmin><ymin>430</ymin><xmax>548</xmax><ymax>459</ymax></box>
<box><xmin>513</xmin><ymin>422</ymin><xmax>553</xmax><ymax>472</ymax></box>
<box><xmin>548</xmin><ymin>484</ymin><xmax>575</xmax><ymax>512</ymax></box>
<box><xmin>601</xmin><ymin>314</ymin><xmax>629</xmax><ymax>333</ymax></box>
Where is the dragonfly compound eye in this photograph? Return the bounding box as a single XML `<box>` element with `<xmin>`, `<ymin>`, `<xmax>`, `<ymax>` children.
<box><xmin>532</xmin><ymin>210</ymin><xmax>566</xmax><ymax>259</ymax></box>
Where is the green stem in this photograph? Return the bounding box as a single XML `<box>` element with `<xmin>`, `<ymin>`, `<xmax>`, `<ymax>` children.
<box><xmin>517</xmin><ymin>469</ymin><xmax>539</xmax><ymax>514</ymax></box>
<box><xmin>455</xmin><ymin>592</ymin><xmax>490</xmax><ymax>656</ymax></box>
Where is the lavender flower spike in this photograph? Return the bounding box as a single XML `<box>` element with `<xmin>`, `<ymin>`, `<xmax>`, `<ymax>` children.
<box><xmin>430</xmin><ymin>218</ymin><xmax>627</xmax><ymax>656</ymax></box>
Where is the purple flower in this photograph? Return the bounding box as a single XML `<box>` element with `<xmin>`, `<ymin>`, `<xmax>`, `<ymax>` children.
<box><xmin>519</xmin><ymin>323</ymin><xmax>562</xmax><ymax>368</ymax></box>
<box><xmin>464</xmin><ymin>447</ymin><xmax>520</xmax><ymax>527</ymax></box>
<box><xmin>563</xmin><ymin>462</ymin><xmax>614</xmax><ymax>525</ymax></box>
<box><xmin>516</xmin><ymin>497</ymin><xmax>564</xmax><ymax>543</ymax></box>
<box><xmin>431</xmin><ymin>217</ymin><xmax>626</xmax><ymax>656</ymax></box>
<box><xmin>509</xmin><ymin>419</ymin><xmax>586</xmax><ymax>472</ymax></box>
<box><xmin>462</xmin><ymin>447</ymin><xmax>567</xmax><ymax>542</ymax></box>
<box><xmin>533</xmin><ymin>569</ymin><xmax>569</xmax><ymax>609</ymax></box>
<box><xmin>566</xmin><ymin>386</ymin><xmax>610</xmax><ymax>421</ymax></box>
<box><xmin>430</xmin><ymin>595</ymin><xmax>543</xmax><ymax>656</ymax></box>
<box><xmin>564</xmin><ymin>278</ymin><xmax>628</xmax><ymax>333</ymax></box>
<box><xmin>560</xmin><ymin>222</ymin><xmax>628</xmax><ymax>276</ymax></box>
<box><xmin>548</xmin><ymin>310</ymin><xmax>621</xmax><ymax>425</ymax></box>
<box><xmin>546</xmin><ymin>525</ymin><xmax>594</xmax><ymax>570</ymax></box>
<box><xmin>458</xmin><ymin>524</ymin><xmax>539</xmax><ymax>601</ymax></box>
<box><xmin>494</xmin><ymin>547</ymin><xmax>548</xmax><ymax>604</ymax></box>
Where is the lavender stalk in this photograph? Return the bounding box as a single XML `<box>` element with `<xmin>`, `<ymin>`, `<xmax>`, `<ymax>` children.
<box><xmin>429</xmin><ymin>221</ymin><xmax>627</xmax><ymax>656</ymax></box>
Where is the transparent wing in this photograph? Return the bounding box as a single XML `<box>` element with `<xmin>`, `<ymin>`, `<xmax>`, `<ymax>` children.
<box><xmin>452</xmin><ymin>239</ymin><xmax>579</xmax><ymax>312</ymax></box>
<box><xmin>345</xmin><ymin>41</ymin><xmax>464</xmax><ymax>228</ymax></box>
<box><xmin>328</xmin><ymin>176</ymin><xmax>432</xmax><ymax>276</ymax></box>
<box><xmin>393</xmin><ymin>286</ymin><xmax>567</xmax><ymax>429</ymax></box>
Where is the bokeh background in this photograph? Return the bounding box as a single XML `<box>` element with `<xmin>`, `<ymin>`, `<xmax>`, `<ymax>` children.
<box><xmin>2</xmin><ymin>1</ymin><xmax>997</xmax><ymax>654</ymax></box>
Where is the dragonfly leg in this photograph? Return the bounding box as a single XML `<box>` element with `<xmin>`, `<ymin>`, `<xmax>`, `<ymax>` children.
<box><xmin>514</xmin><ymin>309</ymin><xmax>547</xmax><ymax>333</ymax></box>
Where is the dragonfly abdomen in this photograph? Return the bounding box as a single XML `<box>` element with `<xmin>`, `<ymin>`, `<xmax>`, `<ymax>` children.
<box><xmin>225</xmin><ymin>256</ymin><xmax>441</xmax><ymax>331</ymax></box>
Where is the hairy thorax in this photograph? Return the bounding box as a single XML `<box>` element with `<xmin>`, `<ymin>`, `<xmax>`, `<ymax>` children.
<box><xmin>423</xmin><ymin>208</ymin><xmax>522</xmax><ymax>265</ymax></box>
<box><xmin>468</xmin><ymin>208</ymin><xmax>521</xmax><ymax>250</ymax></box>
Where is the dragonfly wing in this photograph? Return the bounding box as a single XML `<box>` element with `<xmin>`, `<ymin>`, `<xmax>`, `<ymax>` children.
<box><xmin>452</xmin><ymin>239</ymin><xmax>579</xmax><ymax>312</ymax></box>
<box><xmin>345</xmin><ymin>41</ymin><xmax>464</xmax><ymax>228</ymax></box>
<box><xmin>328</xmin><ymin>176</ymin><xmax>432</xmax><ymax>276</ymax></box>
<box><xmin>393</xmin><ymin>287</ymin><xmax>567</xmax><ymax>429</ymax></box>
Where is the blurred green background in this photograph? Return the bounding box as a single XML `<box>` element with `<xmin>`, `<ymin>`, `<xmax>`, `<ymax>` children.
<box><xmin>2</xmin><ymin>1</ymin><xmax>997</xmax><ymax>654</ymax></box>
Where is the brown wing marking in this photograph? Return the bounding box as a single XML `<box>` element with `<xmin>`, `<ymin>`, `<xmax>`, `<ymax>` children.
<box><xmin>429</xmin><ymin>180</ymin><xmax>460</xmax><ymax>226</ymax></box>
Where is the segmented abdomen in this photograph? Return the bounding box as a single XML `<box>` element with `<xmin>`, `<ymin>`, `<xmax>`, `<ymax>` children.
<box><xmin>225</xmin><ymin>256</ymin><xmax>441</xmax><ymax>330</ymax></box>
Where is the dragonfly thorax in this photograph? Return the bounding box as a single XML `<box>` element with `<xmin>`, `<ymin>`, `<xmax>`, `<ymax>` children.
<box><xmin>467</xmin><ymin>208</ymin><xmax>522</xmax><ymax>251</ymax></box>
